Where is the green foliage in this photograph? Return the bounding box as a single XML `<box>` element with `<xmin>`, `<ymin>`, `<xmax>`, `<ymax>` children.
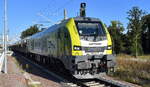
<box><xmin>108</xmin><ymin>21</ymin><xmax>125</xmax><ymax>54</ymax></box>
<box><xmin>20</xmin><ymin>25</ymin><xmax>40</xmax><ymax>39</ymax></box>
<box><xmin>107</xmin><ymin>7</ymin><xmax>149</xmax><ymax>56</ymax></box>
<box><xmin>141</xmin><ymin>14</ymin><xmax>150</xmax><ymax>54</ymax></box>
<box><xmin>127</xmin><ymin>6</ymin><xmax>145</xmax><ymax>57</ymax></box>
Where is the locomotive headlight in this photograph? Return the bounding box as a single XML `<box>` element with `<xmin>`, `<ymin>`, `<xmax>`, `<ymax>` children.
<box><xmin>107</xmin><ymin>45</ymin><xmax>112</xmax><ymax>50</ymax></box>
<box><xmin>74</xmin><ymin>46</ymin><xmax>81</xmax><ymax>51</ymax></box>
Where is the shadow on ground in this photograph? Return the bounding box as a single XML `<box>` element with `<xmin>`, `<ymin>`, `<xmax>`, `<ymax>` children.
<box><xmin>11</xmin><ymin>52</ymin><xmax>65</xmax><ymax>85</ymax></box>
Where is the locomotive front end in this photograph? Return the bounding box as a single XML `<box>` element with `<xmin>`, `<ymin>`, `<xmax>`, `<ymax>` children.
<box><xmin>66</xmin><ymin>17</ymin><xmax>116</xmax><ymax>79</ymax></box>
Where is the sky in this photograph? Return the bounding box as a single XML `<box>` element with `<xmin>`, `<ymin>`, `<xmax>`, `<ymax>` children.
<box><xmin>0</xmin><ymin>0</ymin><xmax>150</xmax><ymax>42</ymax></box>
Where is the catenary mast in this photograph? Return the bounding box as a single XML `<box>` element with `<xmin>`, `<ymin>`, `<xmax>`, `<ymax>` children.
<box><xmin>3</xmin><ymin>0</ymin><xmax>8</xmax><ymax>73</ymax></box>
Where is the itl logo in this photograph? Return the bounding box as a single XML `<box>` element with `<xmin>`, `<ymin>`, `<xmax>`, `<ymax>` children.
<box><xmin>89</xmin><ymin>43</ymin><xmax>101</xmax><ymax>45</ymax></box>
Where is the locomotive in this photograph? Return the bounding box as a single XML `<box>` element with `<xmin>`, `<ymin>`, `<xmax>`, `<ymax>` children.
<box><xmin>10</xmin><ymin>3</ymin><xmax>116</xmax><ymax>79</ymax></box>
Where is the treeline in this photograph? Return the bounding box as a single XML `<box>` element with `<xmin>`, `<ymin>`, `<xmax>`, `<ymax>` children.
<box><xmin>20</xmin><ymin>25</ymin><xmax>40</xmax><ymax>39</ymax></box>
<box><xmin>108</xmin><ymin>7</ymin><xmax>150</xmax><ymax>57</ymax></box>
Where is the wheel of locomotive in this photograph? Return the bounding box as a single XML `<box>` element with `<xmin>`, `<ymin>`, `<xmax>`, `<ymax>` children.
<box><xmin>44</xmin><ymin>57</ymin><xmax>47</xmax><ymax>65</ymax></box>
<box><xmin>40</xmin><ymin>55</ymin><xmax>43</xmax><ymax>64</ymax></box>
<box><xmin>57</xmin><ymin>60</ymin><xmax>66</xmax><ymax>73</ymax></box>
<box><xmin>36</xmin><ymin>55</ymin><xmax>40</xmax><ymax>63</ymax></box>
<box><xmin>47</xmin><ymin>57</ymin><xmax>51</xmax><ymax>67</ymax></box>
<box><xmin>40</xmin><ymin>56</ymin><xmax>42</xmax><ymax>64</ymax></box>
<box><xmin>29</xmin><ymin>54</ymin><xmax>32</xmax><ymax>60</ymax></box>
<box><xmin>43</xmin><ymin>57</ymin><xmax>45</xmax><ymax>64</ymax></box>
<box><xmin>48</xmin><ymin>57</ymin><xmax>54</xmax><ymax>69</ymax></box>
<box><xmin>54</xmin><ymin>59</ymin><xmax>59</xmax><ymax>71</ymax></box>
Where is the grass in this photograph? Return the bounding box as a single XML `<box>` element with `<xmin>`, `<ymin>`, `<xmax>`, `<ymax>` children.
<box><xmin>109</xmin><ymin>54</ymin><xmax>150</xmax><ymax>87</ymax></box>
<box><xmin>13</xmin><ymin>56</ymin><xmax>41</xmax><ymax>87</ymax></box>
<box><xmin>138</xmin><ymin>55</ymin><xmax>150</xmax><ymax>59</ymax></box>
<box><xmin>12</xmin><ymin>56</ymin><xmax>25</xmax><ymax>73</ymax></box>
<box><xmin>116</xmin><ymin>53</ymin><xmax>150</xmax><ymax>59</ymax></box>
<box><xmin>29</xmin><ymin>83</ymin><xmax>41</xmax><ymax>87</ymax></box>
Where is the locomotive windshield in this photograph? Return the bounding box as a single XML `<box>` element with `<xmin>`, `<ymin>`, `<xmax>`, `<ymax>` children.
<box><xmin>77</xmin><ymin>22</ymin><xmax>105</xmax><ymax>36</ymax></box>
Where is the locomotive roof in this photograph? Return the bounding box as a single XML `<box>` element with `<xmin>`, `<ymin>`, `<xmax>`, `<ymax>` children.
<box><xmin>73</xmin><ymin>17</ymin><xmax>101</xmax><ymax>22</ymax></box>
<box><xmin>17</xmin><ymin>17</ymin><xmax>102</xmax><ymax>42</ymax></box>
<box><xmin>27</xmin><ymin>19</ymin><xmax>69</xmax><ymax>39</ymax></box>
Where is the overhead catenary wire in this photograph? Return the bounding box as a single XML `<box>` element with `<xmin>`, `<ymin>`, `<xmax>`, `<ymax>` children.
<box><xmin>35</xmin><ymin>0</ymin><xmax>59</xmax><ymax>25</ymax></box>
<box><xmin>38</xmin><ymin>0</ymin><xmax>58</xmax><ymax>16</ymax></box>
<box><xmin>47</xmin><ymin>0</ymin><xmax>75</xmax><ymax>16</ymax></box>
<box><xmin>36</xmin><ymin>0</ymin><xmax>75</xmax><ymax>24</ymax></box>
<box><xmin>37</xmin><ymin>13</ymin><xmax>53</xmax><ymax>23</ymax></box>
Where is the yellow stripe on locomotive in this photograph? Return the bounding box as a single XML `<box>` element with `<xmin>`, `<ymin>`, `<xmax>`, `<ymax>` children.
<box><xmin>66</xmin><ymin>18</ymin><xmax>83</xmax><ymax>56</ymax></box>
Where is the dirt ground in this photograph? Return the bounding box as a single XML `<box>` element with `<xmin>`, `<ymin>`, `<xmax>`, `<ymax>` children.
<box><xmin>0</xmin><ymin>55</ymin><xmax>63</xmax><ymax>87</ymax></box>
<box><xmin>0</xmin><ymin>56</ymin><xmax>27</xmax><ymax>87</ymax></box>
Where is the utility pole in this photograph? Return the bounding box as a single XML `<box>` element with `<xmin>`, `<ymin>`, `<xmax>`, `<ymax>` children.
<box><xmin>3</xmin><ymin>0</ymin><xmax>8</xmax><ymax>73</ymax></box>
<box><xmin>64</xmin><ymin>9</ymin><xmax>67</xmax><ymax>20</ymax></box>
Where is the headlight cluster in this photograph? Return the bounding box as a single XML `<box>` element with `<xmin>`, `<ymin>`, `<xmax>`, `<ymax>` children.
<box><xmin>74</xmin><ymin>46</ymin><xmax>82</xmax><ymax>51</ymax></box>
<box><xmin>107</xmin><ymin>45</ymin><xmax>112</xmax><ymax>50</ymax></box>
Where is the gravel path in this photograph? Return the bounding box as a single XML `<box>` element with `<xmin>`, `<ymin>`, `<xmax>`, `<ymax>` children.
<box><xmin>12</xmin><ymin>53</ymin><xmax>63</xmax><ymax>87</ymax></box>
<box><xmin>0</xmin><ymin>56</ymin><xmax>27</xmax><ymax>87</ymax></box>
<box><xmin>7</xmin><ymin>56</ymin><xmax>22</xmax><ymax>74</ymax></box>
<box><xmin>0</xmin><ymin>74</ymin><xmax>27</xmax><ymax>87</ymax></box>
<box><xmin>0</xmin><ymin>54</ymin><xmax>63</xmax><ymax>87</ymax></box>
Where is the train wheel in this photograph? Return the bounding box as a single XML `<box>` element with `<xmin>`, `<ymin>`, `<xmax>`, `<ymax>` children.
<box><xmin>43</xmin><ymin>57</ymin><xmax>46</xmax><ymax>64</ymax></box>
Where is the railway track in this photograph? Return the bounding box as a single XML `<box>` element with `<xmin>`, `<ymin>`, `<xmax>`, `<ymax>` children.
<box><xmin>13</xmin><ymin>52</ymin><xmax>132</xmax><ymax>87</ymax></box>
<box><xmin>65</xmin><ymin>77</ymin><xmax>132</xmax><ymax>87</ymax></box>
<box><xmin>62</xmin><ymin>81</ymin><xmax>105</xmax><ymax>87</ymax></box>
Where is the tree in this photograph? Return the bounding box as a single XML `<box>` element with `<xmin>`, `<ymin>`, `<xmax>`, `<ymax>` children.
<box><xmin>20</xmin><ymin>25</ymin><xmax>40</xmax><ymax>39</ymax></box>
<box><xmin>108</xmin><ymin>21</ymin><xmax>125</xmax><ymax>54</ymax></box>
<box><xmin>141</xmin><ymin>14</ymin><xmax>150</xmax><ymax>54</ymax></box>
<box><xmin>127</xmin><ymin>6</ymin><xmax>145</xmax><ymax>57</ymax></box>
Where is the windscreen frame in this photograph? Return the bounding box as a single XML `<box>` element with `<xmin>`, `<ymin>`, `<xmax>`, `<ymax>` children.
<box><xmin>75</xmin><ymin>21</ymin><xmax>106</xmax><ymax>36</ymax></box>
